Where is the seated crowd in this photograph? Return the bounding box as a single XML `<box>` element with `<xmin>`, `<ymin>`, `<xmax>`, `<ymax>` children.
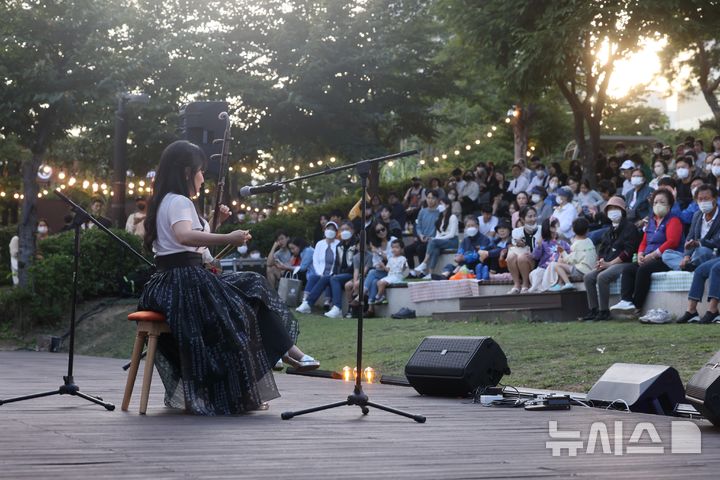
<box><xmin>263</xmin><ymin>135</ymin><xmax>720</xmax><ymax>323</ymax></box>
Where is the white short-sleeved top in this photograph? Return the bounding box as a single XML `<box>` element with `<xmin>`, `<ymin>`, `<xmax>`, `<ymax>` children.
<box><xmin>154</xmin><ymin>193</ymin><xmax>208</xmax><ymax>256</ymax></box>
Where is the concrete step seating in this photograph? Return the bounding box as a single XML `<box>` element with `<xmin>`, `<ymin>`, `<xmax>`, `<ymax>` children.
<box><xmin>371</xmin><ymin>271</ymin><xmax>695</xmax><ymax>321</ymax></box>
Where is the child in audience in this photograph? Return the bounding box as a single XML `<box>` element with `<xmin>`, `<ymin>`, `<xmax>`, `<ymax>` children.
<box><xmin>547</xmin><ymin>218</ymin><xmax>597</xmax><ymax>291</ymax></box>
<box><xmin>369</xmin><ymin>239</ymin><xmax>408</xmax><ymax>306</ymax></box>
<box><xmin>528</xmin><ymin>218</ymin><xmax>571</xmax><ymax>292</ymax></box>
<box><xmin>487</xmin><ymin>220</ymin><xmax>512</xmax><ymax>274</ymax></box>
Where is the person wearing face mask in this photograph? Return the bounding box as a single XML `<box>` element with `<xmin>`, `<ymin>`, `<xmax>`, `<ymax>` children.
<box><xmin>446</xmin><ymin>188</ymin><xmax>463</xmax><ymax>220</ymax></box>
<box><xmin>649</xmin><ymin>160</ymin><xmax>669</xmax><ymax>190</ymax></box>
<box><xmin>651</xmin><ymin>141</ymin><xmax>664</xmax><ymax>162</ymax></box>
<box><xmin>527</xmin><ymin>164</ymin><xmax>548</xmax><ymax>191</ymax></box>
<box><xmin>673</xmin><ymin>157</ymin><xmax>695</xmax><ymax>209</ymax></box>
<box><xmin>610</xmin><ymin>189</ymin><xmax>682</xmax><ymax>314</ymax></box>
<box><xmin>623</xmin><ymin>168</ymin><xmax>651</xmax><ymax>226</ymax></box>
<box><xmin>708</xmin><ymin>156</ymin><xmax>720</xmax><ymax>192</ymax></box>
<box><xmin>297</xmin><ymin>222</ymin><xmax>357</xmax><ymax>318</ymax></box>
<box><xmin>296</xmin><ymin>221</ymin><xmax>340</xmax><ymax>313</ymax></box>
<box><xmin>581</xmin><ymin>196</ymin><xmax>641</xmax><ymax>321</ymax></box>
<box><xmin>125</xmin><ymin>196</ymin><xmax>148</xmax><ymax>237</ymax></box>
<box><xmin>662</xmin><ymin>184</ymin><xmax>720</xmax><ymax>273</ymax></box>
<box><xmin>506</xmin><ymin>206</ymin><xmax>542</xmax><ymax>293</ymax></box>
<box><xmin>440</xmin><ymin>216</ymin><xmax>493</xmax><ymax>280</ymax></box>
<box><xmin>551</xmin><ymin>187</ymin><xmax>577</xmax><ymax>241</ymax></box>
<box><xmin>530</xmin><ymin>186</ymin><xmax>553</xmax><ymax>224</ymax></box>
<box><xmin>619</xmin><ymin>160</ymin><xmax>636</xmax><ymax>196</ymax></box>
<box><xmin>414</xmin><ymin>197</ymin><xmax>459</xmax><ymax>278</ymax></box>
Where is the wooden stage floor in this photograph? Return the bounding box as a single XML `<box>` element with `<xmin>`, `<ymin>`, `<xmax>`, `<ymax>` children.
<box><xmin>1</xmin><ymin>351</ymin><xmax>719</xmax><ymax>479</ymax></box>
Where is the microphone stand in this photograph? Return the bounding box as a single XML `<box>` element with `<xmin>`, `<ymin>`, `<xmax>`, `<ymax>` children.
<box><xmin>0</xmin><ymin>190</ymin><xmax>154</xmax><ymax>411</ymax></box>
<box><xmin>278</xmin><ymin>150</ymin><xmax>426</xmax><ymax>423</ymax></box>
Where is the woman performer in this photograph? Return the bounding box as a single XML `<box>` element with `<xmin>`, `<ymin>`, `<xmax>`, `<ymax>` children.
<box><xmin>140</xmin><ymin>140</ymin><xmax>318</xmax><ymax>415</ymax></box>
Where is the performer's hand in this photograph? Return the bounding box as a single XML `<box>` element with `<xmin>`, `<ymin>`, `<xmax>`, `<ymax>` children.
<box><xmin>218</xmin><ymin>204</ymin><xmax>231</xmax><ymax>224</ymax></box>
<box><xmin>228</xmin><ymin>229</ymin><xmax>252</xmax><ymax>245</ymax></box>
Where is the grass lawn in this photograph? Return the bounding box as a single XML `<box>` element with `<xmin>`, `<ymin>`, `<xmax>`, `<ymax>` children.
<box><xmin>292</xmin><ymin>314</ymin><xmax>720</xmax><ymax>393</ymax></box>
<box><xmin>9</xmin><ymin>299</ymin><xmax>720</xmax><ymax>393</ymax></box>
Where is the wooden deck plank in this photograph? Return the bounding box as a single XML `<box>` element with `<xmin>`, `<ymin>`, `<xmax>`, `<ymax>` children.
<box><xmin>0</xmin><ymin>351</ymin><xmax>719</xmax><ymax>479</ymax></box>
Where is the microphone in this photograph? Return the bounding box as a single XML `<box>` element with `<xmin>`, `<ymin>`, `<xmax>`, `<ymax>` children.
<box><xmin>239</xmin><ymin>183</ymin><xmax>284</xmax><ymax>197</ymax></box>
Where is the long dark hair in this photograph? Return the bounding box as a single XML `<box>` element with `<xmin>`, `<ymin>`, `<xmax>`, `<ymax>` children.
<box><xmin>143</xmin><ymin>140</ymin><xmax>206</xmax><ymax>252</ymax></box>
<box><xmin>435</xmin><ymin>197</ymin><xmax>452</xmax><ymax>232</ymax></box>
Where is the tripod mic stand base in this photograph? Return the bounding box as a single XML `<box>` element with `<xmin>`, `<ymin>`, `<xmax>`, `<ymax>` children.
<box><xmin>280</xmin><ymin>384</ymin><xmax>425</xmax><ymax>423</ymax></box>
<box><xmin>0</xmin><ymin>376</ymin><xmax>115</xmax><ymax>411</ymax></box>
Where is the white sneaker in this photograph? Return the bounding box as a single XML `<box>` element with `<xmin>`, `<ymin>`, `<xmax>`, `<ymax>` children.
<box><xmin>610</xmin><ymin>300</ymin><xmax>636</xmax><ymax>311</ymax></box>
<box><xmin>324</xmin><ymin>306</ymin><xmax>342</xmax><ymax>318</ymax></box>
<box><xmin>295</xmin><ymin>301</ymin><xmax>311</xmax><ymax>314</ymax></box>
<box><xmin>415</xmin><ymin>262</ymin><xmax>427</xmax><ymax>273</ymax></box>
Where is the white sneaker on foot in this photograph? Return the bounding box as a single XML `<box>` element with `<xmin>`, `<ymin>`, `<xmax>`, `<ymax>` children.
<box><xmin>295</xmin><ymin>301</ymin><xmax>311</xmax><ymax>314</ymax></box>
<box><xmin>324</xmin><ymin>306</ymin><xmax>342</xmax><ymax>318</ymax></box>
<box><xmin>610</xmin><ymin>300</ymin><xmax>636</xmax><ymax>311</ymax></box>
<box><xmin>415</xmin><ymin>262</ymin><xmax>427</xmax><ymax>273</ymax></box>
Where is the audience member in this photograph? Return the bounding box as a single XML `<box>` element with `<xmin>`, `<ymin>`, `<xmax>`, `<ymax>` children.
<box><xmin>414</xmin><ymin>197</ymin><xmax>459</xmax><ymax>278</ymax></box>
<box><xmin>404</xmin><ymin>189</ymin><xmax>440</xmax><ymax>269</ymax></box>
<box><xmin>582</xmin><ymin>196</ymin><xmax>641</xmax><ymax>321</ymax></box>
<box><xmin>506</xmin><ymin>206</ymin><xmax>541</xmax><ymax>293</ymax></box>
<box><xmin>610</xmin><ymin>189</ymin><xmax>682</xmax><ymax>314</ymax></box>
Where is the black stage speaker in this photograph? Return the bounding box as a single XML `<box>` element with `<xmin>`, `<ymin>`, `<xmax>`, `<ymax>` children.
<box><xmin>178</xmin><ymin>101</ymin><xmax>228</xmax><ymax>175</ymax></box>
<box><xmin>587</xmin><ymin>363</ymin><xmax>685</xmax><ymax>415</ymax></box>
<box><xmin>686</xmin><ymin>351</ymin><xmax>720</xmax><ymax>427</ymax></box>
<box><xmin>404</xmin><ymin>336</ymin><xmax>510</xmax><ymax>396</ymax></box>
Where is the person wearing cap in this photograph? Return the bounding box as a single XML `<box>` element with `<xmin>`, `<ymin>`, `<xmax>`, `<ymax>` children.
<box><xmin>619</xmin><ymin>159</ymin><xmax>636</xmax><ymax>196</ymax></box>
<box><xmin>530</xmin><ymin>185</ymin><xmax>553</xmax><ymax>224</ymax></box>
<box><xmin>125</xmin><ymin>196</ymin><xmax>147</xmax><ymax>237</ymax></box>
<box><xmin>296</xmin><ymin>221</ymin><xmax>340</xmax><ymax>313</ymax></box>
<box><xmin>551</xmin><ymin>187</ymin><xmax>577</xmax><ymax>241</ymax></box>
<box><xmin>487</xmin><ymin>219</ymin><xmax>512</xmax><ymax>273</ymax></box>
<box><xmin>581</xmin><ymin>196</ymin><xmax>641</xmax><ymax>321</ymax></box>
<box><xmin>624</xmin><ymin>168</ymin><xmax>651</xmax><ymax>226</ymax></box>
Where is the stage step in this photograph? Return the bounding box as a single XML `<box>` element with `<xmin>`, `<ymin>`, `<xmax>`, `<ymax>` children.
<box><xmin>453</xmin><ymin>290</ymin><xmax>590</xmax><ymax>322</ymax></box>
<box><xmin>432</xmin><ymin>308</ymin><xmax>535</xmax><ymax>323</ymax></box>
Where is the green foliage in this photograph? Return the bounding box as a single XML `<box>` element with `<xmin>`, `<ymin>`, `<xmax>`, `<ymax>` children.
<box><xmin>0</xmin><ymin>228</ymin><xmax>150</xmax><ymax>330</ymax></box>
<box><xmin>38</xmin><ymin>228</ymin><xmax>150</xmax><ymax>299</ymax></box>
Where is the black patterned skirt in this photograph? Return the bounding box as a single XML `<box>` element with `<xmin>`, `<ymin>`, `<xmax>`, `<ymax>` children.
<box><xmin>138</xmin><ymin>264</ymin><xmax>299</xmax><ymax>415</ymax></box>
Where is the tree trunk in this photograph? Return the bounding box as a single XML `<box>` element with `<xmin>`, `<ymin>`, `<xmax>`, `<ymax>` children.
<box><xmin>18</xmin><ymin>151</ymin><xmax>44</xmax><ymax>287</ymax></box>
<box><xmin>513</xmin><ymin>116</ymin><xmax>529</xmax><ymax>163</ymax></box>
<box><xmin>701</xmin><ymin>88</ymin><xmax>720</xmax><ymax>131</ymax></box>
<box><xmin>584</xmin><ymin>111</ymin><xmax>601</xmax><ymax>188</ymax></box>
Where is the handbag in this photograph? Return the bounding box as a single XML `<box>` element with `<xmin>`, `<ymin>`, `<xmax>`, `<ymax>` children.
<box><xmin>278</xmin><ymin>272</ymin><xmax>303</xmax><ymax>307</ymax></box>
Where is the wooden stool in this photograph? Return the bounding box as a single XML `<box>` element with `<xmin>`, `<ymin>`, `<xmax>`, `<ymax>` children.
<box><xmin>122</xmin><ymin>311</ymin><xmax>171</xmax><ymax>414</ymax></box>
